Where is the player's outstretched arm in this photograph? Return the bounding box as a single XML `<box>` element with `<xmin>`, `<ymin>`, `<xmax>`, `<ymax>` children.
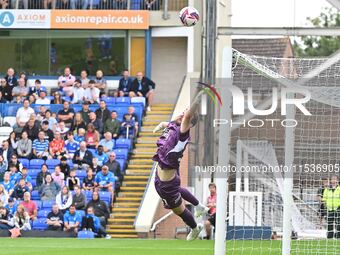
<box><xmin>153</xmin><ymin>122</ymin><xmax>170</xmax><ymax>133</ymax></box>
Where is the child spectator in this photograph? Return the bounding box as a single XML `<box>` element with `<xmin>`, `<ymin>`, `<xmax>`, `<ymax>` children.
<box><xmin>29</xmin><ymin>79</ymin><xmax>46</xmax><ymax>97</ymax></box>
<box><xmin>11</xmin><ymin>179</ymin><xmax>30</xmax><ymax>201</ymax></box>
<box><xmin>1</xmin><ymin>172</ymin><xmax>14</xmax><ymax>196</ymax></box>
<box><xmin>72</xmin><ymin>185</ymin><xmax>86</xmax><ymax>210</ymax></box>
<box><xmin>39</xmin><ymin>174</ymin><xmax>61</xmax><ymax>202</ymax></box>
<box><xmin>56</xmin><ymin>186</ymin><xmax>73</xmax><ymax>213</ymax></box>
<box><xmin>63</xmin><ymin>204</ymin><xmax>81</xmax><ymax>234</ymax></box>
<box><xmin>74</xmin><ymin>128</ymin><xmax>86</xmax><ymax>143</ymax></box>
<box><xmin>8</xmin><ymin>164</ymin><xmax>21</xmax><ymax>185</ymax></box>
<box><xmin>51</xmin><ymin>166</ymin><xmax>65</xmax><ymax>188</ymax></box>
<box><xmin>46</xmin><ymin>204</ymin><xmax>64</xmax><ymax>231</ymax></box>
<box><xmin>8</xmin><ymin>154</ymin><xmax>23</xmax><ymax>173</ymax></box>
<box><xmin>5</xmin><ymin>198</ymin><xmax>17</xmax><ymax>216</ymax></box>
<box><xmin>13</xmin><ymin>204</ymin><xmax>31</xmax><ymax>231</ymax></box>
<box><xmin>42</xmin><ymin>112</ymin><xmax>57</xmax><ymax>134</ymax></box>
<box><xmin>66</xmin><ymin>170</ymin><xmax>80</xmax><ymax>191</ymax></box>
<box><xmin>64</xmin><ymin>132</ymin><xmax>80</xmax><ymax>160</ymax></box>
<box><xmin>58</xmin><ymin>157</ymin><xmax>70</xmax><ymax>178</ymax></box>
<box><xmin>19</xmin><ymin>168</ymin><xmax>32</xmax><ymax>191</ymax></box>
<box><xmin>82</xmin><ymin>168</ymin><xmax>95</xmax><ymax>192</ymax></box>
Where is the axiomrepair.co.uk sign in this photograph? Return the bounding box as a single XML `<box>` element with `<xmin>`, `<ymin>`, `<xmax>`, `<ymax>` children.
<box><xmin>0</xmin><ymin>10</ymin><xmax>149</xmax><ymax>29</ymax></box>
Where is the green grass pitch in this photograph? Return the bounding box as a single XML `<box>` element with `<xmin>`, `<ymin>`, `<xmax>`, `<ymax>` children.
<box><xmin>0</xmin><ymin>238</ymin><xmax>337</xmax><ymax>255</ymax></box>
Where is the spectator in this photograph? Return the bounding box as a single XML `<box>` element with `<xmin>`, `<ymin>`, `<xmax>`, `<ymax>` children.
<box><xmin>0</xmin><ymin>78</ymin><xmax>12</xmax><ymax>102</ymax></box>
<box><xmin>82</xmin><ymin>168</ymin><xmax>95</xmax><ymax>192</ymax></box>
<box><xmin>74</xmin><ymin>128</ymin><xmax>86</xmax><ymax>143</ymax></box>
<box><xmin>13</xmin><ymin>204</ymin><xmax>31</xmax><ymax>231</ymax></box>
<box><xmin>323</xmin><ymin>175</ymin><xmax>340</xmax><ymax>239</ymax></box>
<box><xmin>49</xmin><ymin>131</ymin><xmax>65</xmax><ymax>159</ymax></box>
<box><xmin>19</xmin><ymin>168</ymin><xmax>32</xmax><ymax>191</ymax></box>
<box><xmin>1</xmin><ymin>172</ymin><xmax>14</xmax><ymax>196</ymax></box>
<box><xmin>35</xmin><ymin>90</ymin><xmax>50</xmax><ymax>105</ymax></box>
<box><xmin>11</xmin><ymin>179</ymin><xmax>30</xmax><ymax>201</ymax></box>
<box><xmin>58</xmin><ymin>157</ymin><xmax>70</xmax><ymax>178</ymax></box>
<box><xmin>130</xmin><ymin>71</ymin><xmax>155</xmax><ymax>111</ymax></box>
<box><xmin>46</xmin><ymin>204</ymin><xmax>64</xmax><ymax>231</ymax></box>
<box><xmin>8</xmin><ymin>164</ymin><xmax>20</xmax><ymax>184</ymax></box>
<box><xmin>51</xmin><ymin>91</ymin><xmax>64</xmax><ymax>104</ymax></box>
<box><xmin>51</xmin><ymin>166</ymin><xmax>65</xmax><ymax>188</ymax></box>
<box><xmin>317</xmin><ymin>178</ymin><xmax>329</xmax><ymax>223</ymax></box>
<box><xmin>118</xmin><ymin>69</ymin><xmax>132</xmax><ymax>97</ymax></box>
<box><xmin>99</xmin><ymin>132</ymin><xmax>114</xmax><ymax>153</ymax></box>
<box><xmin>5</xmin><ymin>68</ymin><xmax>17</xmax><ymax>87</ymax></box>
<box><xmin>19</xmin><ymin>72</ymin><xmax>28</xmax><ymax>87</ymax></box>
<box><xmin>56</xmin><ymin>186</ymin><xmax>73</xmax><ymax>213</ymax></box>
<box><xmin>39</xmin><ymin>174</ymin><xmax>60</xmax><ymax>201</ymax></box>
<box><xmin>73</xmin><ymin>185</ymin><xmax>86</xmax><ymax>210</ymax></box>
<box><xmin>40</xmin><ymin>120</ymin><xmax>54</xmax><ymax>142</ymax></box>
<box><xmin>80</xmin><ymin>69</ymin><xmax>89</xmax><ymax>88</ymax></box>
<box><xmin>23</xmin><ymin>118</ymin><xmax>40</xmax><ymax>141</ymax></box>
<box><xmin>63</xmin><ymin>204</ymin><xmax>81</xmax><ymax>234</ymax></box>
<box><xmin>204</xmin><ymin>183</ymin><xmax>217</xmax><ymax>240</ymax></box>
<box><xmin>0</xmin><ymin>155</ymin><xmax>8</xmax><ymax>177</ymax></box>
<box><xmin>32</xmin><ymin>131</ymin><xmax>50</xmax><ymax>160</ymax></box>
<box><xmin>0</xmin><ymin>140</ymin><xmax>14</xmax><ymax>164</ymax></box>
<box><xmin>58</xmin><ymin>101</ymin><xmax>75</xmax><ymax>128</ymax></box>
<box><xmin>95</xmin><ymin>165</ymin><xmax>115</xmax><ymax>195</ymax></box>
<box><xmin>29</xmin><ymin>79</ymin><xmax>46</xmax><ymax>97</ymax></box>
<box><xmin>72</xmin><ymin>79</ymin><xmax>85</xmax><ymax>104</ymax></box>
<box><xmin>55</xmin><ymin>121</ymin><xmax>70</xmax><ymax>139</ymax></box>
<box><xmin>95</xmin><ymin>100</ymin><xmax>110</xmax><ymax>123</ymax></box>
<box><xmin>16</xmin><ymin>131</ymin><xmax>32</xmax><ymax>159</ymax></box>
<box><xmin>85</xmin><ymin>80</ymin><xmax>100</xmax><ymax>104</ymax></box>
<box><xmin>71</xmin><ymin>113</ymin><xmax>87</xmax><ymax>136</ymax></box>
<box><xmin>86</xmin><ymin>191</ymin><xmax>110</xmax><ymax>226</ymax></box>
<box><xmin>7</xmin><ymin>131</ymin><xmax>18</xmax><ymax>151</ymax></box>
<box><xmin>85</xmin><ymin>123</ymin><xmax>100</xmax><ymax>149</ymax></box>
<box><xmin>0</xmin><ymin>206</ymin><xmax>14</xmax><ymax>230</ymax></box>
<box><xmin>20</xmin><ymin>192</ymin><xmax>37</xmax><ymax>221</ymax></box>
<box><xmin>64</xmin><ymin>132</ymin><xmax>79</xmax><ymax>160</ymax></box>
<box><xmin>127</xmin><ymin>106</ymin><xmax>139</xmax><ymax>133</ymax></box>
<box><xmin>58</xmin><ymin>66</ymin><xmax>76</xmax><ymax>97</ymax></box>
<box><xmin>66</xmin><ymin>169</ymin><xmax>80</xmax><ymax>191</ymax></box>
<box><xmin>0</xmin><ymin>184</ymin><xmax>9</xmax><ymax>206</ymax></box>
<box><xmin>15</xmin><ymin>99</ymin><xmax>34</xmax><ymax>129</ymax></box>
<box><xmin>88</xmin><ymin>112</ymin><xmax>103</xmax><ymax>134</ymax></box>
<box><xmin>28</xmin><ymin>94</ymin><xmax>35</xmax><ymax>105</ymax></box>
<box><xmin>104</xmin><ymin>152</ymin><xmax>121</xmax><ymax>189</ymax></box>
<box><xmin>95</xmin><ymin>145</ymin><xmax>108</xmax><ymax>167</ymax></box>
<box><xmin>5</xmin><ymin>197</ymin><xmax>16</xmax><ymax>216</ymax></box>
<box><xmin>42</xmin><ymin>111</ymin><xmax>58</xmax><ymax>132</ymax></box>
<box><xmin>121</xmin><ymin>114</ymin><xmax>135</xmax><ymax>139</ymax></box>
<box><xmin>78</xmin><ymin>101</ymin><xmax>91</xmax><ymax>125</ymax></box>
<box><xmin>8</xmin><ymin>154</ymin><xmax>23</xmax><ymax>173</ymax></box>
<box><xmin>0</xmin><ymin>91</ymin><xmax>6</xmax><ymax>103</ymax></box>
<box><xmin>12</xmin><ymin>78</ymin><xmax>28</xmax><ymax>98</ymax></box>
<box><xmin>94</xmin><ymin>70</ymin><xmax>107</xmax><ymax>95</ymax></box>
<box><xmin>36</xmin><ymin>164</ymin><xmax>51</xmax><ymax>188</ymax></box>
<box><xmin>37</xmin><ymin>105</ymin><xmax>47</xmax><ymax>122</ymax></box>
<box><xmin>73</xmin><ymin>141</ymin><xmax>93</xmax><ymax>170</ymax></box>
<box><xmin>81</xmin><ymin>206</ymin><xmax>111</xmax><ymax>239</ymax></box>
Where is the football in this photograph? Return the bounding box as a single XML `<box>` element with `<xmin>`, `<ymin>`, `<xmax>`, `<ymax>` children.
<box><xmin>179</xmin><ymin>6</ymin><xmax>200</xmax><ymax>27</ymax></box>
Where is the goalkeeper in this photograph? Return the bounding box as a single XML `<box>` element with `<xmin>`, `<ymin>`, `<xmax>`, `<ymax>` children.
<box><xmin>322</xmin><ymin>175</ymin><xmax>340</xmax><ymax>239</ymax></box>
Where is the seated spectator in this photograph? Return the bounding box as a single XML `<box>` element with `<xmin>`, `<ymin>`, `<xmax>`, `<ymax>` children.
<box><xmin>5</xmin><ymin>68</ymin><xmax>17</xmax><ymax>87</ymax></box>
<box><xmin>51</xmin><ymin>91</ymin><xmax>64</xmax><ymax>105</ymax></box>
<box><xmin>117</xmin><ymin>69</ymin><xmax>132</xmax><ymax>97</ymax></box>
<box><xmin>12</xmin><ymin>95</ymin><xmax>22</xmax><ymax>104</ymax></box>
<box><xmin>58</xmin><ymin>157</ymin><xmax>70</xmax><ymax>178</ymax></box>
<box><xmin>85</xmin><ymin>80</ymin><xmax>100</xmax><ymax>104</ymax></box>
<box><xmin>71</xmin><ymin>113</ymin><xmax>87</xmax><ymax>136</ymax></box>
<box><xmin>55</xmin><ymin>121</ymin><xmax>70</xmax><ymax>138</ymax></box>
<box><xmin>8</xmin><ymin>164</ymin><xmax>21</xmax><ymax>184</ymax></box>
<box><xmin>127</xmin><ymin>106</ymin><xmax>139</xmax><ymax>133</ymax></box>
<box><xmin>8</xmin><ymin>154</ymin><xmax>23</xmax><ymax>173</ymax></box>
<box><xmin>66</xmin><ymin>169</ymin><xmax>80</xmax><ymax>191</ymax></box>
<box><xmin>82</xmin><ymin>168</ymin><xmax>95</xmax><ymax>192</ymax></box>
<box><xmin>74</xmin><ymin>128</ymin><xmax>86</xmax><ymax>143</ymax></box>
<box><xmin>0</xmin><ymin>78</ymin><xmax>13</xmax><ymax>102</ymax></box>
<box><xmin>0</xmin><ymin>140</ymin><xmax>14</xmax><ymax>163</ymax></box>
<box><xmin>28</xmin><ymin>95</ymin><xmax>36</xmax><ymax>104</ymax></box>
<box><xmin>0</xmin><ymin>184</ymin><xmax>9</xmax><ymax>206</ymax></box>
<box><xmin>58</xmin><ymin>101</ymin><xmax>75</xmax><ymax>128</ymax></box>
<box><xmin>204</xmin><ymin>183</ymin><xmax>217</xmax><ymax>240</ymax></box>
<box><xmin>51</xmin><ymin>166</ymin><xmax>65</xmax><ymax>188</ymax></box>
<box><xmin>85</xmin><ymin>123</ymin><xmax>100</xmax><ymax>149</ymax></box>
<box><xmin>95</xmin><ymin>166</ymin><xmax>115</xmax><ymax>195</ymax></box>
<box><xmin>91</xmin><ymin>158</ymin><xmax>101</xmax><ymax>173</ymax></box>
<box><xmin>130</xmin><ymin>71</ymin><xmax>155</xmax><ymax>111</ymax></box>
<box><xmin>40</xmin><ymin>120</ymin><xmax>54</xmax><ymax>142</ymax></box>
<box><xmin>19</xmin><ymin>72</ymin><xmax>28</xmax><ymax>87</ymax></box>
<box><xmin>104</xmin><ymin>152</ymin><xmax>122</xmax><ymax>190</ymax></box>
<box><xmin>58</xmin><ymin>66</ymin><xmax>76</xmax><ymax>97</ymax></box>
<box><xmin>94</xmin><ymin>70</ymin><xmax>107</xmax><ymax>95</ymax></box>
<box><xmin>78</xmin><ymin>101</ymin><xmax>91</xmax><ymax>125</ymax></box>
<box><xmin>64</xmin><ymin>132</ymin><xmax>79</xmax><ymax>160</ymax></box>
<box><xmin>46</xmin><ymin>204</ymin><xmax>64</xmax><ymax>231</ymax></box>
<box><xmin>63</xmin><ymin>204</ymin><xmax>81</xmax><ymax>234</ymax></box>
<box><xmin>56</xmin><ymin>186</ymin><xmax>73</xmax><ymax>213</ymax></box>
<box><xmin>35</xmin><ymin>90</ymin><xmax>50</xmax><ymax>105</ymax></box>
<box><xmin>32</xmin><ymin>131</ymin><xmax>50</xmax><ymax>160</ymax></box>
<box><xmin>80</xmin><ymin>69</ymin><xmax>89</xmax><ymax>88</ymax></box>
<box><xmin>13</xmin><ymin>204</ymin><xmax>31</xmax><ymax>231</ymax></box>
<box><xmin>15</xmin><ymin>99</ymin><xmax>34</xmax><ymax>129</ymax></box>
<box><xmin>99</xmin><ymin>132</ymin><xmax>114</xmax><ymax>153</ymax></box>
<box><xmin>81</xmin><ymin>206</ymin><xmax>111</xmax><ymax>239</ymax></box>
<box><xmin>71</xmin><ymin>79</ymin><xmax>85</xmax><ymax>104</ymax></box>
<box><xmin>1</xmin><ymin>172</ymin><xmax>14</xmax><ymax>196</ymax></box>
<box><xmin>29</xmin><ymin>79</ymin><xmax>46</xmax><ymax>97</ymax></box>
<box><xmin>12</xmin><ymin>78</ymin><xmax>28</xmax><ymax>99</ymax></box>
<box><xmin>95</xmin><ymin>100</ymin><xmax>110</xmax><ymax>124</ymax></box>
<box><xmin>23</xmin><ymin>118</ymin><xmax>40</xmax><ymax>141</ymax></box>
<box><xmin>86</xmin><ymin>191</ymin><xmax>110</xmax><ymax>226</ymax></box>
<box><xmin>5</xmin><ymin>197</ymin><xmax>17</xmax><ymax>216</ymax></box>
<box><xmin>0</xmin><ymin>91</ymin><xmax>6</xmax><ymax>103</ymax></box>
<box><xmin>36</xmin><ymin>164</ymin><xmax>51</xmax><ymax>188</ymax></box>
<box><xmin>42</xmin><ymin>111</ymin><xmax>57</xmax><ymax>132</ymax></box>
<box><xmin>7</xmin><ymin>131</ymin><xmax>18</xmax><ymax>152</ymax></box>
<box><xmin>19</xmin><ymin>168</ymin><xmax>32</xmax><ymax>191</ymax></box>
<box><xmin>0</xmin><ymin>155</ymin><xmax>8</xmax><ymax>176</ymax></box>
<box><xmin>0</xmin><ymin>206</ymin><xmax>14</xmax><ymax>230</ymax></box>
<box><xmin>49</xmin><ymin>131</ymin><xmax>65</xmax><ymax>159</ymax></box>
<box><xmin>17</xmin><ymin>131</ymin><xmax>32</xmax><ymax>159</ymax></box>
<box><xmin>120</xmin><ymin>114</ymin><xmax>135</xmax><ymax>139</ymax></box>
<box><xmin>39</xmin><ymin>174</ymin><xmax>61</xmax><ymax>201</ymax></box>
<box><xmin>73</xmin><ymin>141</ymin><xmax>93</xmax><ymax>170</ymax></box>
<box><xmin>95</xmin><ymin>145</ymin><xmax>108</xmax><ymax>167</ymax></box>
<box><xmin>73</xmin><ymin>185</ymin><xmax>86</xmax><ymax>210</ymax></box>
<box><xmin>37</xmin><ymin>106</ymin><xmax>47</xmax><ymax>122</ymax></box>
<box><xmin>11</xmin><ymin>179</ymin><xmax>30</xmax><ymax>201</ymax></box>
<box><xmin>20</xmin><ymin>192</ymin><xmax>37</xmax><ymax>221</ymax></box>
<box><xmin>88</xmin><ymin>112</ymin><xmax>103</xmax><ymax>134</ymax></box>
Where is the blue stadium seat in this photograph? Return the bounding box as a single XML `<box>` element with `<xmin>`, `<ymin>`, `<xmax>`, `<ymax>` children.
<box><xmin>85</xmin><ymin>190</ymin><xmax>93</xmax><ymax>201</ymax></box>
<box><xmin>42</xmin><ymin>200</ymin><xmax>54</xmax><ymax>210</ymax></box>
<box><xmin>6</xmin><ymin>104</ymin><xmax>21</xmax><ymax>116</ymax></box>
<box><xmin>29</xmin><ymin>169</ymin><xmax>40</xmax><ymax>179</ymax></box>
<box><xmin>88</xmin><ymin>148</ymin><xmax>96</xmax><ymax>156</ymax></box>
<box><xmin>31</xmin><ymin>179</ymin><xmax>37</xmax><ymax>188</ymax></box>
<box><xmin>30</xmin><ymin>159</ymin><xmax>45</xmax><ymax>169</ymax></box>
<box><xmin>62</xmin><ymin>96</ymin><xmax>71</xmax><ymax>102</ymax></box>
<box><xmin>131</xmin><ymin>97</ymin><xmax>146</xmax><ymax>107</ymax></box>
<box><xmin>32</xmin><ymin>218</ymin><xmax>48</xmax><ymax>230</ymax></box>
<box><xmin>113</xmin><ymin>149</ymin><xmax>129</xmax><ymax>160</ymax></box>
<box><xmin>117</xmin><ymin>159</ymin><xmax>126</xmax><ymax>172</ymax></box>
<box><xmin>32</xmin><ymin>200</ymin><xmax>42</xmax><ymax>210</ymax></box>
<box><xmin>19</xmin><ymin>158</ymin><xmax>29</xmax><ymax>168</ymax></box>
<box><xmin>77</xmin><ymin>170</ymin><xmax>87</xmax><ymax>179</ymax></box>
<box><xmin>46</xmin><ymin>159</ymin><xmax>60</xmax><ymax>169</ymax></box>
<box><xmin>37</xmin><ymin>209</ymin><xmax>50</xmax><ymax>219</ymax></box>
<box><xmin>78</xmin><ymin>230</ymin><xmax>95</xmax><ymax>239</ymax></box>
<box><xmin>115</xmin><ymin>138</ymin><xmax>132</xmax><ymax>150</ymax></box>
<box><xmin>31</xmin><ymin>190</ymin><xmax>40</xmax><ymax>200</ymax></box>
<box><xmin>116</xmin><ymin>97</ymin><xmax>130</xmax><ymax>105</ymax></box>
<box><xmin>102</xmin><ymin>97</ymin><xmax>116</xmax><ymax>105</ymax></box>
<box><xmin>73</xmin><ymin>105</ymin><xmax>82</xmax><ymax>113</ymax></box>
<box><xmin>99</xmin><ymin>191</ymin><xmax>111</xmax><ymax>205</ymax></box>
<box><xmin>77</xmin><ymin>210</ymin><xmax>85</xmax><ymax>218</ymax></box>
<box><xmin>67</xmin><ymin>160</ymin><xmax>74</xmax><ymax>169</ymax></box>
<box><xmin>47</xmin><ymin>96</ymin><xmax>54</xmax><ymax>101</ymax></box>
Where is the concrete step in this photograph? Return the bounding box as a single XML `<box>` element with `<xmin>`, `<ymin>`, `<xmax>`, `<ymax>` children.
<box><xmin>107</xmin><ymin>224</ymin><xmax>134</xmax><ymax>229</ymax></box>
<box><xmin>124</xmin><ymin>175</ymin><xmax>149</xmax><ymax>180</ymax></box>
<box><xmin>112</xmin><ymin>213</ymin><xmax>136</xmax><ymax>218</ymax></box>
<box><xmin>129</xmin><ymin>159</ymin><xmax>154</xmax><ymax>164</ymax></box>
<box><xmin>127</xmin><ymin>164</ymin><xmax>152</xmax><ymax>169</ymax></box>
<box><xmin>114</xmin><ymin>202</ymin><xmax>140</xmax><ymax>207</ymax></box>
<box><xmin>112</xmin><ymin>207</ymin><xmax>138</xmax><ymax>213</ymax></box>
<box><xmin>126</xmin><ymin>169</ymin><xmax>151</xmax><ymax>175</ymax></box>
<box><xmin>120</xmin><ymin>186</ymin><xmax>146</xmax><ymax>192</ymax></box>
<box><xmin>146</xmin><ymin>110</ymin><xmax>172</xmax><ymax>115</ymax></box>
<box><xmin>135</xmin><ymin>143</ymin><xmax>157</xmax><ymax>148</ymax></box>
<box><xmin>153</xmin><ymin>103</ymin><xmax>174</xmax><ymax>107</ymax></box>
<box><xmin>131</xmin><ymin>154</ymin><xmax>153</xmax><ymax>159</ymax></box>
<box><xmin>119</xmin><ymin>191</ymin><xmax>144</xmax><ymax>197</ymax></box>
<box><xmin>138</xmin><ymin>132</ymin><xmax>160</xmax><ymax>137</ymax></box>
<box><xmin>116</xmin><ymin>197</ymin><xmax>142</xmax><ymax>202</ymax></box>
<box><xmin>108</xmin><ymin>218</ymin><xmax>135</xmax><ymax>223</ymax></box>
<box><xmin>123</xmin><ymin>181</ymin><xmax>147</xmax><ymax>186</ymax></box>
